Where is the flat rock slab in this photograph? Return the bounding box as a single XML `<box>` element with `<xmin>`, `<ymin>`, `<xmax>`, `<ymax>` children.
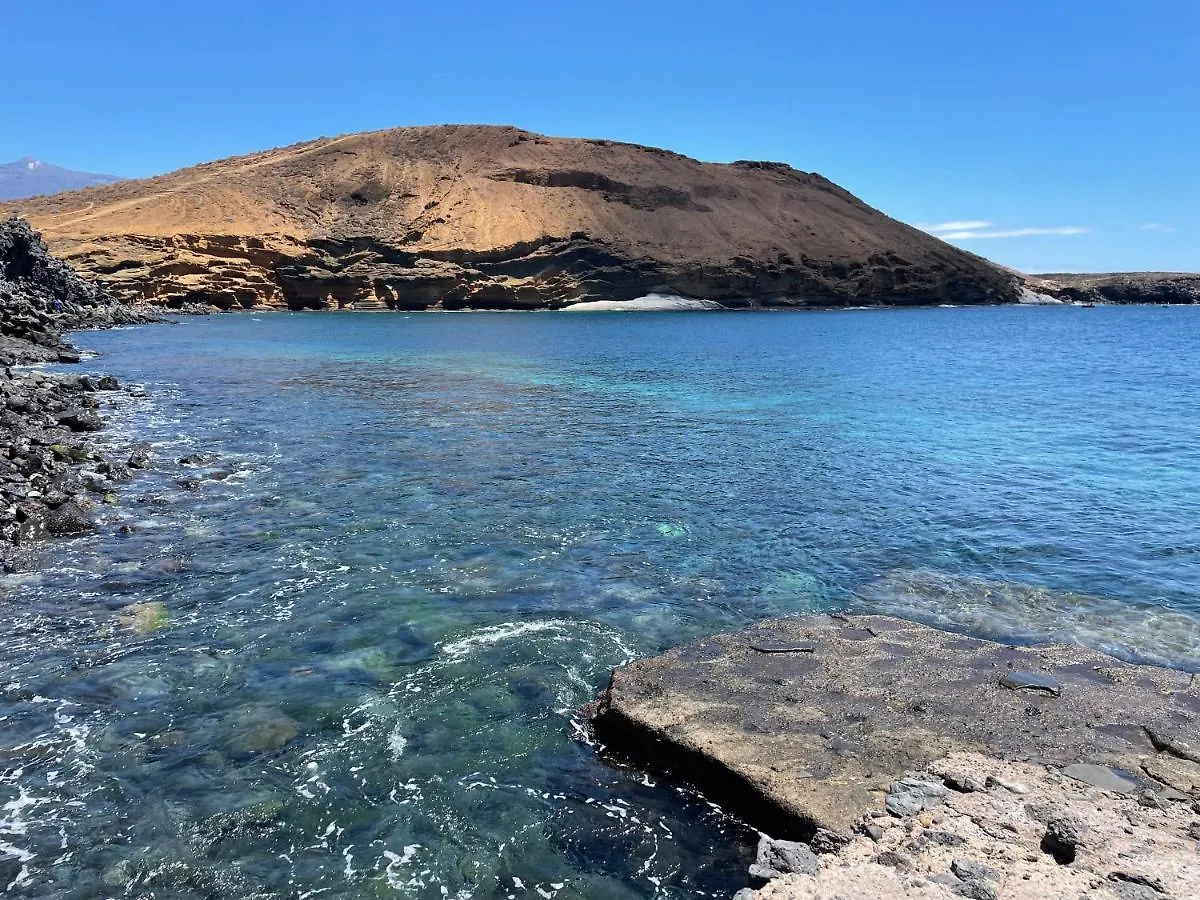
<box><xmin>588</xmin><ymin>614</ymin><xmax>1200</xmax><ymax>837</ymax></box>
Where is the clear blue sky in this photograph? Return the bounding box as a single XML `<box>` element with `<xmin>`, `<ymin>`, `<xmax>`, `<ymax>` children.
<box><xmin>3</xmin><ymin>0</ymin><xmax>1196</xmax><ymax>273</ymax></box>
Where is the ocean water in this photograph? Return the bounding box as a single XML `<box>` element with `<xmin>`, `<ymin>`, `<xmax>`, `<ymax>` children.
<box><xmin>2</xmin><ymin>306</ymin><xmax>1199</xmax><ymax>897</ymax></box>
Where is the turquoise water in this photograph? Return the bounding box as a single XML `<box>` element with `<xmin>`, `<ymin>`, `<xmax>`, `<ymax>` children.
<box><xmin>2</xmin><ymin>306</ymin><xmax>1199</xmax><ymax>897</ymax></box>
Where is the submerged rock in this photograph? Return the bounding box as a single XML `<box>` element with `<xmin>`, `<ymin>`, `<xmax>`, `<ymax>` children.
<box><xmin>224</xmin><ymin>706</ymin><xmax>301</xmax><ymax>757</ymax></box>
<box><xmin>119</xmin><ymin>601</ymin><xmax>170</xmax><ymax>635</ymax></box>
<box><xmin>852</xmin><ymin>569</ymin><xmax>1200</xmax><ymax>671</ymax></box>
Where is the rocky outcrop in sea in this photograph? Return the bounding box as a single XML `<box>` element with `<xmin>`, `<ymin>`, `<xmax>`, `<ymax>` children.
<box><xmin>1027</xmin><ymin>272</ymin><xmax>1200</xmax><ymax>306</ymax></box>
<box><xmin>0</xmin><ymin>215</ymin><xmax>153</xmax><ymax>363</ymax></box>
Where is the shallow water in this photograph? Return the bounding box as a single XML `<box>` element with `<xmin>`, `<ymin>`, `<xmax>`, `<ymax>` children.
<box><xmin>2</xmin><ymin>306</ymin><xmax>1199</xmax><ymax>897</ymax></box>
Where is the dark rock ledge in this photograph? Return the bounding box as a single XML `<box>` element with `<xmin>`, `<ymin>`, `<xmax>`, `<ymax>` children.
<box><xmin>0</xmin><ymin>216</ymin><xmax>159</xmax><ymax>569</ymax></box>
<box><xmin>586</xmin><ymin>614</ymin><xmax>1200</xmax><ymax>898</ymax></box>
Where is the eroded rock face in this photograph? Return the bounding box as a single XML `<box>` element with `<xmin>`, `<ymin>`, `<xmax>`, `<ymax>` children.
<box><xmin>1027</xmin><ymin>272</ymin><xmax>1200</xmax><ymax>305</ymax></box>
<box><xmin>2</xmin><ymin>126</ymin><xmax>1021</xmax><ymax>310</ymax></box>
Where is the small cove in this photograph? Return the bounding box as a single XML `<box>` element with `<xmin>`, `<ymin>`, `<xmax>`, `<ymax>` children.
<box><xmin>1</xmin><ymin>305</ymin><xmax>1198</xmax><ymax>897</ymax></box>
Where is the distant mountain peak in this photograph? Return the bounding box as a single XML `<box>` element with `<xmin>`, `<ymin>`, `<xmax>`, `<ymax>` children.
<box><xmin>0</xmin><ymin>157</ymin><xmax>121</xmax><ymax>200</ymax></box>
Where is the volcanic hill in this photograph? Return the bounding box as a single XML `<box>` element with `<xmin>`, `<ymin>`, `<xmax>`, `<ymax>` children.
<box><xmin>2</xmin><ymin>125</ymin><xmax>1020</xmax><ymax>310</ymax></box>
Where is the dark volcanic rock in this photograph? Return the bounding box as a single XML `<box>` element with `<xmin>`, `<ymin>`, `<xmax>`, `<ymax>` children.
<box><xmin>58</xmin><ymin>408</ymin><xmax>104</xmax><ymax>432</ymax></box>
<box><xmin>43</xmin><ymin>500</ymin><xmax>95</xmax><ymax>536</ymax></box>
<box><xmin>0</xmin><ymin>218</ymin><xmax>155</xmax><ymax>558</ymax></box>
<box><xmin>2</xmin><ymin>125</ymin><xmax>1021</xmax><ymax>310</ymax></box>
<box><xmin>0</xmin><ymin>215</ymin><xmax>156</xmax><ymax>364</ymax></box>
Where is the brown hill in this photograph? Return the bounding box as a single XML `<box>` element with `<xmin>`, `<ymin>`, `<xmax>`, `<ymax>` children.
<box><xmin>1</xmin><ymin>125</ymin><xmax>1019</xmax><ymax>310</ymax></box>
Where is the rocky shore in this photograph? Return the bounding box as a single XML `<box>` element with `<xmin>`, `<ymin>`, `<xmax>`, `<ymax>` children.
<box><xmin>1029</xmin><ymin>272</ymin><xmax>1200</xmax><ymax>306</ymax></box>
<box><xmin>587</xmin><ymin>614</ymin><xmax>1200</xmax><ymax>899</ymax></box>
<box><xmin>0</xmin><ymin>215</ymin><xmax>157</xmax><ymax>569</ymax></box>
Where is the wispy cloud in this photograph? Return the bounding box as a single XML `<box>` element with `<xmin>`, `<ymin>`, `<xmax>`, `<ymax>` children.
<box><xmin>1140</xmin><ymin>223</ymin><xmax>1177</xmax><ymax>233</ymax></box>
<box><xmin>917</xmin><ymin>220</ymin><xmax>1092</xmax><ymax>240</ymax></box>
<box><xmin>918</xmin><ymin>220</ymin><xmax>993</xmax><ymax>233</ymax></box>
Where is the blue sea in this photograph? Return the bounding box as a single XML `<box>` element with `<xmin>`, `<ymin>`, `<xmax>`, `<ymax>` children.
<box><xmin>2</xmin><ymin>306</ymin><xmax>1198</xmax><ymax>897</ymax></box>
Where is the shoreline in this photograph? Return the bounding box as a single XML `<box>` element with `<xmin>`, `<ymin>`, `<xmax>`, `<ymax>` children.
<box><xmin>0</xmin><ymin>216</ymin><xmax>162</xmax><ymax>570</ymax></box>
<box><xmin>156</xmin><ymin>296</ymin><xmax>1198</xmax><ymax>317</ymax></box>
<box><xmin>586</xmin><ymin>613</ymin><xmax>1200</xmax><ymax>898</ymax></box>
<box><xmin>0</xmin><ymin>354</ymin><xmax>154</xmax><ymax>572</ymax></box>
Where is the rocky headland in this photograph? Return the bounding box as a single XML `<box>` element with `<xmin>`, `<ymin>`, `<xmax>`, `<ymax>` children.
<box><xmin>1028</xmin><ymin>272</ymin><xmax>1200</xmax><ymax>306</ymax></box>
<box><xmin>0</xmin><ymin>125</ymin><xmax>1022</xmax><ymax>311</ymax></box>
<box><xmin>0</xmin><ymin>216</ymin><xmax>157</xmax><ymax>568</ymax></box>
<box><xmin>587</xmin><ymin>613</ymin><xmax>1200</xmax><ymax>899</ymax></box>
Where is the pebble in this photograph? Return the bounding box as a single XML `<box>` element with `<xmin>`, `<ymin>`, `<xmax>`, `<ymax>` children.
<box><xmin>999</xmin><ymin>670</ymin><xmax>1062</xmax><ymax>696</ymax></box>
<box><xmin>985</xmin><ymin>775</ymin><xmax>1029</xmax><ymax>795</ymax></box>
<box><xmin>748</xmin><ymin>835</ymin><xmax>818</xmax><ymax>883</ymax></box>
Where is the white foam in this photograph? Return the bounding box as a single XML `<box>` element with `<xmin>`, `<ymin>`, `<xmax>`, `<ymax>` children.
<box><xmin>437</xmin><ymin>620</ymin><xmax>571</xmax><ymax>661</ymax></box>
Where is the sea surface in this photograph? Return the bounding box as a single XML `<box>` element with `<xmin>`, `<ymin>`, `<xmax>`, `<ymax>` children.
<box><xmin>2</xmin><ymin>306</ymin><xmax>1199</xmax><ymax>897</ymax></box>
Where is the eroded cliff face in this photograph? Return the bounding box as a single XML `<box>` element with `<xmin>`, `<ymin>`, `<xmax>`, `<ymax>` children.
<box><xmin>3</xmin><ymin>126</ymin><xmax>1020</xmax><ymax>310</ymax></box>
<box><xmin>1029</xmin><ymin>272</ymin><xmax>1200</xmax><ymax>306</ymax></box>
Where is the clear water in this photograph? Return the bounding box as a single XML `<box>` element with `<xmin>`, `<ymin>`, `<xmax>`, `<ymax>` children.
<box><xmin>2</xmin><ymin>306</ymin><xmax>1199</xmax><ymax>897</ymax></box>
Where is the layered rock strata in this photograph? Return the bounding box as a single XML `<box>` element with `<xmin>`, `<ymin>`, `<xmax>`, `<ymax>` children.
<box><xmin>1030</xmin><ymin>272</ymin><xmax>1200</xmax><ymax>306</ymax></box>
<box><xmin>2</xmin><ymin>126</ymin><xmax>1020</xmax><ymax>310</ymax></box>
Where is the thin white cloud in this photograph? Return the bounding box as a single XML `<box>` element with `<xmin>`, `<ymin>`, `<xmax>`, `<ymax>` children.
<box><xmin>916</xmin><ymin>220</ymin><xmax>1091</xmax><ymax>240</ymax></box>
<box><xmin>1140</xmin><ymin>223</ymin><xmax>1177</xmax><ymax>233</ymax></box>
<box><xmin>917</xmin><ymin>220</ymin><xmax>993</xmax><ymax>233</ymax></box>
<box><xmin>938</xmin><ymin>226</ymin><xmax>1091</xmax><ymax>240</ymax></box>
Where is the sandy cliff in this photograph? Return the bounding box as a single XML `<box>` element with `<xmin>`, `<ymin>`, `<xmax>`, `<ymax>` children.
<box><xmin>2</xmin><ymin>126</ymin><xmax>1019</xmax><ymax>310</ymax></box>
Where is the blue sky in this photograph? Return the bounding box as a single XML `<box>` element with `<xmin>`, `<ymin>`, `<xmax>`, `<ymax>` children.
<box><xmin>3</xmin><ymin>0</ymin><xmax>1196</xmax><ymax>273</ymax></box>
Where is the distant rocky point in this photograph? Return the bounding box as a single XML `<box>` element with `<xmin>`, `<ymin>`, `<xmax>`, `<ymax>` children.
<box><xmin>0</xmin><ymin>125</ymin><xmax>1020</xmax><ymax>311</ymax></box>
<box><xmin>0</xmin><ymin>157</ymin><xmax>122</xmax><ymax>201</ymax></box>
<box><xmin>1028</xmin><ymin>271</ymin><xmax>1200</xmax><ymax>306</ymax></box>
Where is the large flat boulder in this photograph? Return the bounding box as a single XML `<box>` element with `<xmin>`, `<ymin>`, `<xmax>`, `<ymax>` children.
<box><xmin>588</xmin><ymin>614</ymin><xmax>1199</xmax><ymax>838</ymax></box>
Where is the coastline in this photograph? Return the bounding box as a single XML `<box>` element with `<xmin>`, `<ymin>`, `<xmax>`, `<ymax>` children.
<box><xmin>0</xmin><ymin>362</ymin><xmax>152</xmax><ymax>572</ymax></box>
<box><xmin>587</xmin><ymin>613</ymin><xmax>1200</xmax><ymax>898</ymax></box>
<box><xmin>0</xmin><ymin>216</ymin><xmax>163</xmax><ymax>570</ymax></box>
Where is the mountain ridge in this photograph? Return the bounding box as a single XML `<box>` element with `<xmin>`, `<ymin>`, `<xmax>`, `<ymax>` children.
<box><xmin>0</xmin><ymin>125</ymin><xmax>1034</xmax><ymax>309</ymax></box>
<box><xmin>0</xmin><ymin>157</ymin><xmax>122</xmax><ymax>201</ymax></box>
